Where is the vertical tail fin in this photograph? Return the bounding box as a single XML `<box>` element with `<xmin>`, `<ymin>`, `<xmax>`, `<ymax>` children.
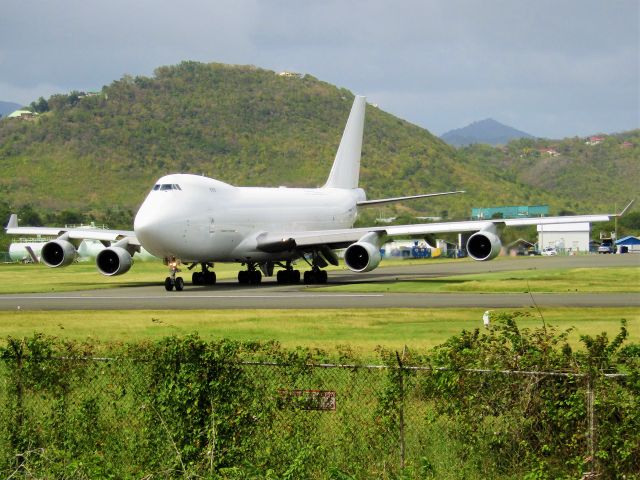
<box><xmin>324</xmin><ymin>95</ymin><xmax>366</xmax><ymax>189</ymax></box>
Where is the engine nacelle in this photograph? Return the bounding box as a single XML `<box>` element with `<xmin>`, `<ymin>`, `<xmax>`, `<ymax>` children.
<box><xmin>344</xmin><ymin>241</ymin><xmax>382</xmax><ymax>273</ymax></box>
<box><xmin>41</xmin><ymin>239</ymin><xmax>77</xmax><ymax>268</ymax></box>
<box><xmin>96</xmin><ymin>247</ymin><xmax>133</xmax><ymax>276</ymax></box>
<box><xmin>467</xmin><ymin>230</ymin><xmax>502</xmax><ymax>261</ymax></box>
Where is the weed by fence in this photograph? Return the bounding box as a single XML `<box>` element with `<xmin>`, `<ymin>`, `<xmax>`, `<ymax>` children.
<box><xmin>0</xmin><ymin>314</ymin><xmax>638</xmax><ymax>479</ymax></box>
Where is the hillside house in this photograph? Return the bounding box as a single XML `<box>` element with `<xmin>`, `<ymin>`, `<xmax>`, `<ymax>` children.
<box><xmin>278</xmin><ymin>71</ymin><xmax>303</xmax><ymax>78</ymax></box>
<box><xmin>585</xmin><ymin>136</ymin><xmax>605</xmax><ymax>146</ymax></box>
<box><xmin>7</xmin><ymin>109</ymin><xmax>38</xmax><ymax>120</ymax></box>
<box><xmin>538</xmin><ymin>147</ymin><xmax>560</xmax><ymax>157</ymax></box>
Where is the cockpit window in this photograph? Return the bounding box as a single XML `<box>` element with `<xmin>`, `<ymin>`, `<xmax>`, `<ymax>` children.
<box><xmin>153</xmin><ymin>184</ymin><xmax>160</xmax><ymax>191</ymax></box>
<box><xmin>158</xmin><ymin>184</ymin><xmax>181</xmax><ymax>191</ymax></box>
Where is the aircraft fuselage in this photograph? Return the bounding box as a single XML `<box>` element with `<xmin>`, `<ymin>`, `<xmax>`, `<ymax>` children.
<box><xmin>134</xmin><ymin>173</ymin><xmax>365</xmax><ymax>263</ymax></box>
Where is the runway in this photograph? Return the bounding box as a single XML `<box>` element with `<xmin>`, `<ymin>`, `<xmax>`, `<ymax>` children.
<box><xmin>2</xmin><ymin>255</ymin><xmax>637</xmax><ymax>311</ymax></box>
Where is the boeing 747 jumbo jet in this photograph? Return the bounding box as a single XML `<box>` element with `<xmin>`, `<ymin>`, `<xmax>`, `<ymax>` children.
<box><xmin>5</xmin><ymin>96</ymin><xmax>632</xmax><ymax>291</ymax></box>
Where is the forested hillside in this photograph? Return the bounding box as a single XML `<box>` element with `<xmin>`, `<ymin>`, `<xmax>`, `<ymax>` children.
<box><xmin>459</xmin><ymin>132</ymin><xmax>639</xmax><ymax>212</ymax></box>
<box><xmin>0</xmin><ymin>61</ymin><xmax>637</xmax><ymax>231</ymax></box>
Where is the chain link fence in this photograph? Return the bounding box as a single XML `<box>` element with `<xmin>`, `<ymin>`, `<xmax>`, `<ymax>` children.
<box><xmin>0</xmin><ymin>354</ymin><xmax>637</xmax><ymax>479</ymax></box>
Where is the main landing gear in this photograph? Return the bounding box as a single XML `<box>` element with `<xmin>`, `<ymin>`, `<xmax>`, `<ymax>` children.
<box><xmin>190</xmin><ymin>262</ymin><xmax>216</xmax><ymax>286</ymax></box>
<box><xmin>303</xmin><ymin>267</ymin><xmax>328</xmax><ymax>284</ymax></box>
<box><xmin>238</xmin><ymin>263</ymin><xmax>262</xmax><ymax>285</ymax></box>
<box><xmin>164</xmin><ymin>259</ymin><xmax>184</xmax><ymax>291</ymax></box>
<box><xmin>276</xmin><ymin>261</ymin><xmax>301</xmax><ymax>284</ymax></box>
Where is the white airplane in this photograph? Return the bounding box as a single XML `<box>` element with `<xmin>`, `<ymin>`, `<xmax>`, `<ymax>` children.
<box><xmin>5</xmin><ymin>96</ymin><xmax>632</xmax><ymax>291</ymax></box>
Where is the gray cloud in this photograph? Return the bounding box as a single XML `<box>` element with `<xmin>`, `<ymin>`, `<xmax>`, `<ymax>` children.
<box><xmin>1</xmin><ymin>0</ymin><xmax>637</xmax><ymax>137</ymax></box>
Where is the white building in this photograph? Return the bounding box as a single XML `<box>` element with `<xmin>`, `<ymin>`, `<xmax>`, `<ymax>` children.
<box><xmin>537</xmin><ymin>222</ymin><xmax>591</xmax><ymax>253</ymax></box>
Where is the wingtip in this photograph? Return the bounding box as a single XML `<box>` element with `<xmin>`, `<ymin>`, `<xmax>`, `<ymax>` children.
<box><xmin>618</xmin><ymin>199</ymin><xmax>635</xmax><ymax>216</ymax></box>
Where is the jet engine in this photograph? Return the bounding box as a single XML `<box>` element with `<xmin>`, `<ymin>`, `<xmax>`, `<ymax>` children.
<box><xmin>344</xmin><ymin>241</ymin><xmax>382</xmax><ymax>272</ymax></box>
<box><xmin>96</xmin><ymin>247</ymin><xmax>133</xmax><ymax>276</ymax></box>
<box><xmin>41</xmin><ymin>239</ymin><xmax>77</xmax><ymax>268</ymax></box>
<box><xmin>467</xmin><ymin>230</ymin><xmax>502</xmax><ymax>261</ymax></box>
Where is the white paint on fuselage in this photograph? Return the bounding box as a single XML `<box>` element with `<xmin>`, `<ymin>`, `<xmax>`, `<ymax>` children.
<box><xmin>134</xmin><ymin>173</ymin><xmax>365</xmax><ymax>263</ymax></box>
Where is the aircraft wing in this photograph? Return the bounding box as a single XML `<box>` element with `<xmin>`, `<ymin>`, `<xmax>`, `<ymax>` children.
<box><xmin>257</xmin><ymin>209</ymin><xmax>625</xmax><ymax>253</ymax></box>
<box><xmin>357</xmin><ymin>190</ymin><xmax>465</xmax><ymax>207</ymax></box>
<box><xmin>5</xmin><ymin>214</ymin><xmax>140</xmax><ymax>245</ymax></box>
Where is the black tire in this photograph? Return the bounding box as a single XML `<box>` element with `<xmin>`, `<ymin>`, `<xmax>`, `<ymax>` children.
<box><xmin>303</xmin><ymin>270</ymin><xmax>313</xmax><ymax>284</ymax></box>
<box><xmin>175</xmin><ymin>277</ymin><xmax>184</xmax><ymax>291</ymax></box>
<box><xmin>192</xmin><ymin>272</ymin><xmax>203</xmax><ymax>285</ymax></box>
<box><xmin>205</xmin><ymin>271</ymin><xmax>216</xmax><ymax>285</ymax></box>
<box><xmin>251</xmin><ymin>271</ymin><xmax>262</xmax><ymax>285</ymax></box>
<box><xmin>238</xmin><ymin>270</ymin><xmax>249</xmax><ymax>284</ymax></box>
<box><xmin>164</xmin><ymin>277</ymin><xmax>174</xmax><ymax>291</ymax></box>
<box><xmin>292</xmin><ymin>270</ymin><xmax>301</xmax><ymax>284</ymax></box>
<box><xmin>277</xmin><ymin>270</ymin><xmax>287</xmax><ymax>284</ymax></box>
<box><xmin>319</xmin><ymin>270</ymin><xmax>328</xmax><ymax>284</ymax></box>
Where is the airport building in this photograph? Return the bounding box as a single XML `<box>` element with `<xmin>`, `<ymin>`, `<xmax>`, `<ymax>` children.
<box><xmin>616</xmin><ymin>236</ymin><xmax>640</xmax><ymax>253</ymax></box>
<box><xmin>471</xmin><ymin>205</ymin><xmax>548</xmax><ymax>220</ymax></box>
<box><xmin>537</xmin><ymin>222</ymin><xmax>591</xmax><ymax>253</ymax></box>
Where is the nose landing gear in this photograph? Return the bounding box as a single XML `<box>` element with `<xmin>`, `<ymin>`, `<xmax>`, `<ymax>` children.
<box><xmin>164</xmin><ymin>258</ymin><xmax>184</xmax><ymax>291</ymax></box>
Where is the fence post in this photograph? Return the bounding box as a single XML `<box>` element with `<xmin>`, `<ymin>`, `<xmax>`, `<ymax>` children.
<box><xmin>395</xmin><ymin>351</ymin><xmax>405</xmax><ymax>471</ymax></box>
<box><xmin>585</xmin><ymin>374</ymin><xmax>596</xmax><ymax>478</ymax></box>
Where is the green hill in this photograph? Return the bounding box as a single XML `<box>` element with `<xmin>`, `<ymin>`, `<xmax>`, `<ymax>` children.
<box><xmin>459</xmin><ymin>133</ymin><xmax>639</xmax><ymax>212</ymax></box>
<box><xmin>0</xmin><ymin>61</ymin><xmax>637</xmax><ymax>233</ymax></box>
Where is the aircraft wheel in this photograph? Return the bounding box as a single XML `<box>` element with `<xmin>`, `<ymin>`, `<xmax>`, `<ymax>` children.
<box><xmin>175</xmin><ymin>277</ymin><xmax>184</xmax><ymax>291</ymax></box>
<box><xmin>238</xmin><ymin>270</ymin><xmax>249</xmax><ymax>284</ymax></box>
<box><xmin>303</xmin><ymin>271</ymin><xmax>312</xmax><ymax>284</ymax></box>
<box><xmin>205</xmin><ymin>271</ymin><xmax>216</xmax><ymax>285</ymax></box>
<box><xmin>251</xmin><ymin>271</ymin><xmax>262</xmax><ymax>285</ymax></box>
<box><xmin>192</xmin><ymin>272</ymin><xmax>203</xmax><ymax>285</ymax></box>
<box><xmin>319</xmin><ymin>270</ymin><xmax>328</xmax><ymax>284</ymax></box>
<box><xmin>277</xmin><ymin>270</ymin><xmax>287</xmax><ymax>284</ymax></box>
<box><xmin>292</xmin><ymin>270</ymin><xmax>301</xmax><ymax>284</ymax></box>
<box><xmin>164</xmin><ymin>277</ymin><xmax>174</xmax><ymax>291</ymax></box>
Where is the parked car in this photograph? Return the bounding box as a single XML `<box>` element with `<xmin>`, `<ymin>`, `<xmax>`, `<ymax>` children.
<box><xmin>598</xmin><ymin>241</ymin><xmax>614</xmax><ymax>254</ymax></box>
<box><xmin>541</xmin><ymin>247</ymin><xmax>557</xmax><ymax>256</ymax></box>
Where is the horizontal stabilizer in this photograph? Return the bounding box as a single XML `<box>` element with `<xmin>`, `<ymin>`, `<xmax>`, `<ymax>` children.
<box><xmin>6</xmin><ymin>214</ymin><xmax>18</xmax><ymax>229</ymax></box>
<box><xmin>357</xmin><ymin>190</ymin><xmax>465</xmax><ymax>207</ymax></box>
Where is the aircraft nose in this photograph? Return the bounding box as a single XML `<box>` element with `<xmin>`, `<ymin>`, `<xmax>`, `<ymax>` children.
<box><xmin>134</xmin><ymin>203</ymin><xmax>172</xmax><ymax>257</ymax></box>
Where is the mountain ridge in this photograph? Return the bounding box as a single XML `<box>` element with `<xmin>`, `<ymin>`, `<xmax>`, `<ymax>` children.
<box><xmin>0</xmin><ymin>61</ymin><xmax>635</xmax><ymax>231</ymax></box>
<box><xmin>0</xmin><ymin>101</ymin><xmax>23</xmax><ymax>118</ymax></box>
<box><xmin>442</xmin><ymin>118</ymin><xmax>535</xmax><ymax>147</ymax></box>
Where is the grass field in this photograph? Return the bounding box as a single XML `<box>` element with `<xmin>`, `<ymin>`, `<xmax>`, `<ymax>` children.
<box><xmin>322</xmin><ymin>266</ymin><xmax>640</xmax><ymax>293</ymax></box>
<box><xmin>0</xmin><ymin>307</ymin><xmax>637</xmax><ymax>355</ymax></box>
<box><xmin>1</xmin><ymin>258</ymin><xmax>637</xmax><ymax>355</ymax></box>
<box><xmin>0</xmin><ymin>257</ymin><xmax>638</xmax><ymax>294</ymax></box>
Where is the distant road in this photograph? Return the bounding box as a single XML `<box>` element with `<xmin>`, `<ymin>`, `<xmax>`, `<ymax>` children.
<box><xmin>1</xmin><ymin>255</ymin><xmax>637</xmax><ymax>311</ymax></box>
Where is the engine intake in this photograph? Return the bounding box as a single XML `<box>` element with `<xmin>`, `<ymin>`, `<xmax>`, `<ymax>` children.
<box><xmin>467</xmin><ymin>231</ymin><xmax>502</xmax><ymax>261</ymax></box>
<box><xmin>96</xmin><ymin>247</ymin><xmax>133</xmax><ymax>276</ymax></box>
<box><xmin>41</xmin><ymin>239</ymin><xmax>76</xmax><ymax>267</ymax></box>
<box><xmin>344</xmin><ymin>241</ymin><xmax>382</xmax><ymax>273</ymax></box>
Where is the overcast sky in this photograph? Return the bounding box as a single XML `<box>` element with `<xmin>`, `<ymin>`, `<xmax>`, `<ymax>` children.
<box><xmin>1</xmin><ymin>0</ymin><xmax>638</xmax><ymax>137</ymax></box>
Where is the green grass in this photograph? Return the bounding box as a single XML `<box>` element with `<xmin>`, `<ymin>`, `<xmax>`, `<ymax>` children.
<box><xmin>1</xmin><ymin>307</ymin><xmax>636</xmax><ymax>355</ymax></box>
<box><xmin>320</xmin><ymin>266</ymin><xmax>640</xmax><ymax>293</ymax></box>
<box><xmin>0</xmin><ymin>256</ymin><xmax>469</xmax><ymax>294</ymax></box>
